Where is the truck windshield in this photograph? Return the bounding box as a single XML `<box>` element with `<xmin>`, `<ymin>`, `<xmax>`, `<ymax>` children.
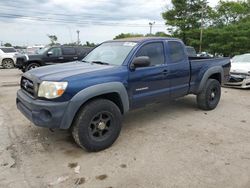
<box><xmin>83</xmin><ymin>42</ymin><xmax>137</xmax><ymax>65</ymax></box>
<box><xmin>36</xmin><ymin>47</ymin><xmax>50</xmax><ymax>55</ymax></box>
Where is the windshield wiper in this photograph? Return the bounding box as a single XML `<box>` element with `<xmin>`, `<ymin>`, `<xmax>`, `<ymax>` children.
<box><xmin>91</xmin><ymin>61</ymin><xmax>110</xmax><ymax>65</ymax></box>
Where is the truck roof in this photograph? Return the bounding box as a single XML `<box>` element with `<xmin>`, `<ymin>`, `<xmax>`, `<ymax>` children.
<box><xmin>110</xmin><ymin>37</ymin><xmax>180</xmax><ymax>43</ymax></box>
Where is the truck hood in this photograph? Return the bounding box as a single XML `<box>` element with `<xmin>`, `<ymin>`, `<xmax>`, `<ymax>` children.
<box><xmin>231</xmin><ymin>62</ymin><xmax>250</xmax><ymax>74</ymax></box>
<box><xmin>24</xmin><ymin>61</ymin><xmax>115</xmax><ymax>81</ymax></box>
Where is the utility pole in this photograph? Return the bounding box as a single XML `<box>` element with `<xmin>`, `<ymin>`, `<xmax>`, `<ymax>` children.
<box><xmin>76</xmin><ymin>30</ymin><xmax>80</xmax><ymax>45</ymax></box>
<box><xmin>149</xmin><ymin>22</ymin><xmax>155</xmax><ymax>35</ymax></box>
<box><xmin>199</xmin><ymin>4</ymin><xmax>204</xmax><ymax>53</ymax></box>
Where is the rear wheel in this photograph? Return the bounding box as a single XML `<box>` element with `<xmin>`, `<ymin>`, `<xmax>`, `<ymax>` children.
<box><xmin>71</xmin><ymin>99</ymin><xmax>122</xmax><ymax>152</ymax></box>
<box><xmin>2</xmin><ymin>59</ymin><xmax>14</xmax><ymax>69</ymax></box>
<box><xmin>25</xmin><ymin>63</ymin><xmax>40</xmax><ymax>72</ymax></box>
<box><xmin>197</xmin><ymin>79</ymin><xmax>221</xmax><ymax>110</ymax></box>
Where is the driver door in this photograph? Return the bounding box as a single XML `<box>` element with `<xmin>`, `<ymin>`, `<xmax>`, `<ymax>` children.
<box><xmin>43</xmin><ymin>47</ymin><xmax>63</xmax><ymax>65</ymax></box>
<box><xmin>128</xmin><ymin>42</ymin><xmax>171</xmax><ymax>109</ymax></box>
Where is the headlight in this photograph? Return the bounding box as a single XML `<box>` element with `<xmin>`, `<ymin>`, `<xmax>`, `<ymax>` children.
<box><xmin>38</xmin><ymin>81</ymin><xmax>68</xmax><ymax>99</ymax></box>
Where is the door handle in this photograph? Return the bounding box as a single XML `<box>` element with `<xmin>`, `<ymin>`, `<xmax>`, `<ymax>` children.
<box><xmin>58</xmin><ymin>57</ymin><xmax>64</xmax><ymax>60</ymax></box>
<box><xmin>73</xmin><ymin>57</ymin><xmax>78</xmax><ymax>60</ymax></box>
<box><xmin>162</xmin><ymin>70</ymin><xmax>168</xmax><ymax>75</ymax></box>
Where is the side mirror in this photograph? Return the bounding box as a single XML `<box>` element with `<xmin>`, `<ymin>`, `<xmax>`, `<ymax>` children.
<box><xmin>131</xmin><ymin>56</ymin><xmax>151</xmax><ymax>70</ymax></box>
<box><xmin>47</xmin><ymin>51</ymin><xmax>53</xmax><ymax>56</ymax></box>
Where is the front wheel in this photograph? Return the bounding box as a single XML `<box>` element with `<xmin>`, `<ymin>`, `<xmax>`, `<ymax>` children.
<box><xmin>25</xmin><ymin>63</ymin><xmax>40</xmax><ymax>72</ymax></box>
<box><xmin>197</xmin><ymin>79</ymin><xmax>221</xmax><ymax>110</ymax></box>
<box><xmin>71</xmin><ymin>99</ymin><xmax>122</xmax><ymax>152</ymax></box>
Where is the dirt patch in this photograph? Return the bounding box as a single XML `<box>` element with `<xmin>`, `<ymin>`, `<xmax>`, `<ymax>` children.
<box><xmin>1</xmin><ymin>82</ymin><xmax>19</xmax><ymax>87</ymax></box>
<box><xmin>120</xmin><ymin>164</ymin><xmax>127</xmax><ymax>168</ymax></box>
<box><xmin>96</xmin><ymin>174</ymin><xmax>108</xmax><ymax>180</ymax></box>
<box><xmin>68</xmin><ymin>162</ymin><xmax>78</xmax><ymax>168</ymax></box>
<box><xmin>74</xmin><ymin>177</ymin><xmax>85</xmax><ymax>185</ymax></box>
<box><xmin>6</xmin><ymin>144</ymin><xmax>20</xmax><ymax>168</ymax></box>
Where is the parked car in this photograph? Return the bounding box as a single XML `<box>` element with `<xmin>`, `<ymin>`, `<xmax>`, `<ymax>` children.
<box><xmin>16</xmin><ymin>37</ymin><xmax>231</xmax><ymax>152</ymax></box>
<box><xmin>197</xmin><ymin>52</ymin><xmax>214</xmax><ymax>58</ymax></box>
<box><xmin>224</xmin><ymin>53</ymin><xmax>250</xmax><ymax>88</ymax></box>
<box><xmin>0</xmin><ymin>47</ymin><xmax>18</xmax><ymax>69</ymax></box>
<box><xmin>186</xmin><ymin>47</ymin><xmax>215</xmax><ymax>60</ymax></box>
<box><xmin>16</xmin><ymin>46</ymin><xmax>94</xmax><ymax>72</ymax></box>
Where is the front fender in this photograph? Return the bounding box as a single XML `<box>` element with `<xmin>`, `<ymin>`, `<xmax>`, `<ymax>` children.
<box><xmin>60</xmin><ymin>82</ymin><xmax>129</xmax><ymax>129</ymax></box>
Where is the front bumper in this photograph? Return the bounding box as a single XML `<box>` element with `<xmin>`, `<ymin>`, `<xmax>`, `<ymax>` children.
<box><xmin>15</xmin><ymin>56</ymin><xmax>28</xmax><ymax>69</ymax></box>
<box><xmin>224</xmin><ymin>76</ymin><xmax>250</xmax><ymax>89</ymax></box>
<box><xmin>16</xmin><ymin>89</ymin><xmax>69</xmax><ymax>128</ymax></box>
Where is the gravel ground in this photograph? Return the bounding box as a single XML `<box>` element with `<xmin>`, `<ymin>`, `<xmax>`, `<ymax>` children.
<box><xmin>0</xmin><ymin>69</ymin><xmax>250</xmax><ymax>188</ymax></box>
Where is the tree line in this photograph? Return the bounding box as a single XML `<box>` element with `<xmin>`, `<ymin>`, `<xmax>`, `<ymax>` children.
<box><xmin>115</xmin><ymin>0</ymin><xmax>250</xmax><ymax>56</ymax></box>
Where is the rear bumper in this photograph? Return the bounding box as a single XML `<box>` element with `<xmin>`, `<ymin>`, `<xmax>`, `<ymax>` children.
<box><xmin>16</xmin><ymin>89</ymin><xmax>69</xmax><ymax>129</ymax></box>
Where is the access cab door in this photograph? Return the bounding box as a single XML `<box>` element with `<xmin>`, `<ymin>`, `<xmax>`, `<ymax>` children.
<box><xmin>165</xmin><ymin>41</ymin><xmax>190</xmax><ymax>98</ymax></box>
<box><xmin>128</xmin><ymin>41</ymin><xmax>171</xmax><ymax>109</ymax></box>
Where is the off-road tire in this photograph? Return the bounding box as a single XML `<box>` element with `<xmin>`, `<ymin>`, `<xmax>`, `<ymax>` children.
<box><xmin>25</xmin><ymin>63</ymin><xmax>40</xmax><ymax>72</ymax></box>
<box><xmin>197</xmin><ymin>79</ymin><xmax>221</xmax><ymax>110</ymax></box>
<box><xmin>71</xmin><ymin>99</ymin><xmax>122</xmax><ymax>152</ymax></box>
<box><xmin>2</xmin><ymin>59</ymin><xmax>14</xmax><ymax>69</ymax></box>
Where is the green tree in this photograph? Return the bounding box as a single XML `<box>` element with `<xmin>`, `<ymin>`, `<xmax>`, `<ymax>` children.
<box><xmin>114</xmin><ymin>32</ymin><xmax>170</xmax><ymax>40</ymax></box>
<box><xmin>202</xmin><ymin>17</ymin><xmax>250</xmax><ymax>56</ymax></box>
<box><xmin>4</xmin><ymin>43</ymin><xmax>12</xmax><ymax>47</ymax></box>
<box><xmin>145</xmin><ymin>32</ymin><xmax>170</xmax><ymax>37</ymax></box>
<box><xmin>113</xmin><ymin>33</ymin><xmax>144</xmax><ymax>40</ymax></box>
<box><xmin>162</xmin><ymin>0</ymin><xmax>250</xmax><ymax>55</ymax></box>
<box><xmin>85</xmin><ymin>41</ymin><xmax>96</xmax><ymax>47</ymax></box>
<box><xmin>215</xmin><ymin>1</ymin><xmax>249</xmax><ymax>25</ymax></box>
<box><xmin>162</xmin><ymin>0</ymin><xmax>212</xmax><ymax>43</ymax></box>
<box><xmin>47</xmin><ymin>35</ymin><xmax>58</xmax><ymax>46</ymax></box>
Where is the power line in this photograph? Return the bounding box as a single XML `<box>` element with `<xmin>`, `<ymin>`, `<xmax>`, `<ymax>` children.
<box><xmin>0</xmin><ymin>5</ymin><xmax>133</xmax><ymax>20</ymax></box>
<box><xmin>0</xmin><ymin>4</ymin><xmax>165</xmax><ymax>27</ymax></box>
<box><xmin>0</xmin><ymin>13</ymin><xmax>165</xmax><ymax>28</ymax></box>
<box><xmin>0</xmin><ymin>4</ymin><xmax>162</xmax><ymax>21</ymax></box>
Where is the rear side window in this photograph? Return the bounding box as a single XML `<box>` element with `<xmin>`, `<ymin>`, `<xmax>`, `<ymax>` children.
<box><xmin>0</xmin><ymin>48</ymin><xmax>16</xmax><ymax>53</ymax></box>
<box><xmin>168</xmin><ymin>41</ymin><xmax>186</xmax><ymax>63</ymax></box>
<box><xmin>62</xmin><ymin>47</ymin><xmax>76</xmax><ymax>55</ymax></box>
<box><xmin>186</xmin><ymin>46</ymin><xmax>197</xmax><ymax>57</ymax></box>
<box><xmin>136</xmin><ymin>42</ymin><xmax>165</xmax><ymax>66</ymax></box>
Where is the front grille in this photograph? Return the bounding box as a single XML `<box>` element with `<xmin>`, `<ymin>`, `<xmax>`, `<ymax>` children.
<box><xmin>229</xmin><ymin>76</ymin><xmax>244</xmax><ymax>83</ymax></box>
<box><xmin>21</xmin><ymin>77</ymin><xmax>35</xmax><ymax>97</ymax></box>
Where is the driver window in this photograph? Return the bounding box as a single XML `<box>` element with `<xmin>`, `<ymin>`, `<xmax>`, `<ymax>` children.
<box><xmin>135</xmin><ymin>42</ymin><xmax>165</xmax><ymax>66</ymax></box>
<box><xmin>49</xmin><ymin>48</ymin><xmax>62</xmax><ymax>57</ymax></box>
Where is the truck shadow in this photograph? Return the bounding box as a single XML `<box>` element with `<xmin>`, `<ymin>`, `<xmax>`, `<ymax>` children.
<box><xmin>25</xmin><ymin>96</ymin><xmax>198</xmax><ymax>155</ymax></box>
<box><xmin>123</xmin><ymin>95</ymin><xmax>197</xmax><ymax>131</ymax></box>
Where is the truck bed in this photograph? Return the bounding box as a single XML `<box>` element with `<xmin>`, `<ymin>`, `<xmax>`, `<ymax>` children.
<box><xmin>189</xmin><ymin>57</ymin><xmax>231</xmax><ymax>94</ymax></box>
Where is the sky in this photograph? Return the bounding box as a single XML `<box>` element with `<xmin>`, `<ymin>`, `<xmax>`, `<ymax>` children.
<box><xmin>0</xmin><ymin>0</ymin><xmax>221</xmax><ymax>46</ymax></box>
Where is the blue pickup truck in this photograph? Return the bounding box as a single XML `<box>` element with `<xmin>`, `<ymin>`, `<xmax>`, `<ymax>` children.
<box><xmin>16</xmin><ymin>37</ymin><xmax>231</xmax><ymax>151</ymax></box>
